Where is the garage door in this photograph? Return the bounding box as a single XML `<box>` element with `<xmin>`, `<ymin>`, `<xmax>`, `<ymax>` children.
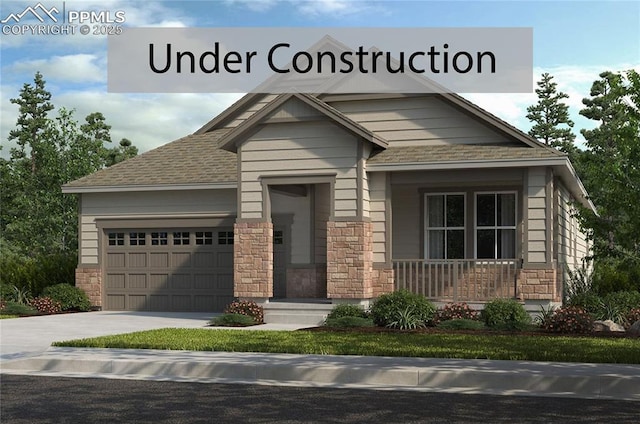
<box><xmin>104</xmin><ymin>228</ymin><xmax>234</xmax><ymax>312</ymax></box>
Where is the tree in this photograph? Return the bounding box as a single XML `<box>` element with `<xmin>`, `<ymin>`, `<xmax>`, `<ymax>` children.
<box><xmin>576</xmin><ymin>70</ymin><xmax>640</xmax><ymax>268</ymax></box>
<box><xmin>105</xmin><ymin>138</ymin><xmax>139</xmax><ymax>166</ymax></box>
<box><xmin>526</xmin><ymin>73</ymin><xmax>578</xmax><ymax>159</ymax></box>
<box><xmin>1</xmin><ymin>73</ymin><xmax>138</xmax><ymax>257</ymax></box>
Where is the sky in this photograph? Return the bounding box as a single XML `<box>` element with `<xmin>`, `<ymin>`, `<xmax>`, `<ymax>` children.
<box><xmin>1</xmin><ymin>0</ymin><xmax>639</xmax><ymax>157</ymax></box>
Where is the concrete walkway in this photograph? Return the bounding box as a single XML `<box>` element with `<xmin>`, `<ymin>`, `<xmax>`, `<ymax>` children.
<box><xmin>1</xmin><ymin>312</ymin><xmax>639</xmax><ymax>400</ymax></box>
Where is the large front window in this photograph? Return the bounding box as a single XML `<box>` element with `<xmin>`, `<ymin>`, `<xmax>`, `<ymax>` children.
<box><xmin>424</xmin><ymin>193</ymin><xmax>465</xmax><ymax>259</ymax></box>
<box><xmin>424</xmin><ymin>191</ymin><xmax>517</xmax><ymax>260</ymax></box>
<box><xmin>475</xmin><ymin>192</ymin><xmax>516</xmax><ymax>259</ymax></box>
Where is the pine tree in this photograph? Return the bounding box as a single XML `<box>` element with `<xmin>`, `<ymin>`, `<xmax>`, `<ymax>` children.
<box><xmin>526</xmin><ymin>73</ymin><xmax>578</xmax><ymax>158</ymax></box>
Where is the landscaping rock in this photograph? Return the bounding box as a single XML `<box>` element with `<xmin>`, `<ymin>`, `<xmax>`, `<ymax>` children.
<box><xmin>628</xmin><ymin>320</ymin><xmax>640</xmax><ymax>337</ymax></box>
<box><xmin>593</xmin><ymin>320</ymin><xmax>625</xmax><ymax>333</ymax></box>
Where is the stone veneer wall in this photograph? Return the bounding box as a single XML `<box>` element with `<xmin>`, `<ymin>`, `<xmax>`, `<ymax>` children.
<box><xmin>286</xmin><ymin>265</ymin><xmax>327</xmax><ymax>298</ymax></box>
<box><xmin>371</xmin><ymin>267</ymin><xmax>395</xmax><ymax>297</ymax></box>
<box><xmin>517</xmin><ymin>269</ymin><xmax>560</xmax><ymax>302</ymax></box>
<box><xmin>326</xmin><ymin>221</ymin><xmax>374</xmax><ymax>299</ymax></box>
<box><xmin>234</xmin><ymin>221</ymin><xmax>273</xmax><ymax>298</ymax></box>
<box><xmin>76</xmin><ymin>267</ymin><xmax>102</xmax><ymax>308</ymax></box>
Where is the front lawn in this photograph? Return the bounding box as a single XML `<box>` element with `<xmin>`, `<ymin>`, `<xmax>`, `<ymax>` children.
<box><xmin>53</xmin><ymin>328</ymin><xmax>640</xmax><ymax>364</ymax></box>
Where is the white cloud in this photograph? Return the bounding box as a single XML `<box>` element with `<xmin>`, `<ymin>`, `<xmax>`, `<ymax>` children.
<box><xmin>225</xmin><ymin>0</ymin><xmax>378</xmax><ymax>16</ymax></box>
<box><xmin>6</xmin><ymin>54</ymin><xmax>106</xmax><ymax>83</ymax></box>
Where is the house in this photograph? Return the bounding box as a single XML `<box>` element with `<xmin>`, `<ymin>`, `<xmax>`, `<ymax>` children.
<box><xmin>62</xmin><ymin>91</ymin><xmax>592</xmax><ymax>315</ymax></box>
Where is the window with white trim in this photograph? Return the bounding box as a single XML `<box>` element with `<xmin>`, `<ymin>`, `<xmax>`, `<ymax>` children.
<box><xmin>424</xmin><ymin>193</ymin><xmax>465</xmax><ymax>259</ymax></box>
<box><xmin>475</xmin><ymin>192</ymin><xmax>516</xmax><ymax>259</ymax></box>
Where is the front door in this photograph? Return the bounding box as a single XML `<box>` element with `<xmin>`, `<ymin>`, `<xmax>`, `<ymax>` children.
<box><xmin>273</xmin><ymin>228</ymin><xmax>287</xmax><ymax>298</ymax></box>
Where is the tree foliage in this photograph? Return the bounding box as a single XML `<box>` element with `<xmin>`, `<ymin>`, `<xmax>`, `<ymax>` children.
<box><xmin>577</xmin><ymin>70</ymin><xmax>640</xmax><ymax>268</ymax></box>
<box><xmin>1</xmin><ymin>72</ymin><xmax>138</xmax><ymax>257</ymax></box>
<box><xmin>526</xmin><ymin>73</ymin><xmax>578</xmax><ymax>159</ymax></box>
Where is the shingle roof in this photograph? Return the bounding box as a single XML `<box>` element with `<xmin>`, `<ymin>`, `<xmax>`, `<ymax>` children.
<box><xmin>367</xmin><ymin>144</ymin><xmax>564</xmax><ymax>165</ymax></box>
<box><xmin>64</xmin><ymin>129</ymin><xmax>236</xmax><ymax>188</ymax></box>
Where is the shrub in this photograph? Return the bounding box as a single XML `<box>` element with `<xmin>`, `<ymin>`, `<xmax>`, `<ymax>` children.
<box><xmin>436</xmin><ymin>318</ymin><xmax>486</xmax><ymax>331</ymax></box>
<box><xmin>209</xmin><ymin>313</ymin><xmax>258</xmax><ymax>327</ymax></box>
<box><xmin>0</xmin><ymin>250</ymin><xmax>76</xmax><ymax>296</ymax></box>
<box><xmin>0</xmin><ymin>301</ymin><xmax>38</xmax><ymax>316</ymax></box>
<box><xmin>602</xmin><ymin>291</ymin><xmax>640</xmax><ymax>315</ymax></box>
<box><xmin>43</xmin><ymin>284</ymin><xmax>91</xmax><ymax>311</ymax></box>
<box><xmin>326</xmin><ymin>304</ymin><xmax>368</xmax><ymax>321</ymax></box>
<box><xmin>624</xmin><ymin>308</ymin><xmax>640</xmax><ymax>329</ymax></box>
<box><xmin>436</xmin><ymin>302</ymin><xmax>479</xmax><ymax>324</ymax></box>
<box><xmin>29</xmin><ymin>297</ymin><xmax>62</xmax><ymax>314</ymax></box>
<box><xmin>370</xmin><ymin>290</ymin><xmax>436</xmax><ymax>327</ymax></box>
<box><xmin>386</xmin><ymin>306</ymin><xmax>427</xmax><ymax>330</ymax></box>
<box><xmin>324</xmin><ymin>316</ymin><xmax>375</xmax><ymax>328</ymax></box>
<box><xmin>481</xmin><ymin>298</ymin><xmax>531</xmax><ymax>331</ymax></box>
<box><xmin>566</xmin><ymin>291</ymin><xmax>602</xmax><ymax>316</ymax></box>
<box><xmin>224</xmin><ymin>300</ymin><xmax>264</xmax><ymax>324</ymax></box>
<box><xmin>533</xmin><ymin>304</ymin><xmax>557</xmax><ymax>327</ymax></box>
<box><xmin>543</xmin><ymin>306</ymin><xmax>594</xmax><ymax>334</ymax></box>
<box><xmin>6</xmin><ymin>285</ymin><xmax>32</xmax><ymax>305</ymax></box>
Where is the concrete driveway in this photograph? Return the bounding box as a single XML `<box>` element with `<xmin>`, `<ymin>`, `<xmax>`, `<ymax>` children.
<box><xmin>0</xmin><ymin>311</ymin><xmax>213</xmax><ymax>361</ymax></box>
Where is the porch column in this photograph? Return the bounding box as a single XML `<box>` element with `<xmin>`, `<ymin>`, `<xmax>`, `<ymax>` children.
<box><xmin>234</xmin><ymin>221</ymin><xmax>273</xmax><ymax>299</ymax></box>
<box><xmin>326</xmin><ymin>220</ymin><xmax>374</xmax><ymax>299</ymax></box>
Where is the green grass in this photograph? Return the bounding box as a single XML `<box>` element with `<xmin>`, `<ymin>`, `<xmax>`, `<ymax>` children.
<box><xmin>0</xmin><ymin>314</ymin><xmax>19</xmax><ymax>319</ymax></box>
<box><xmin>53</xmin><ymin>328</ymin><xmax>640</xmax><ymax>364</ymax></box>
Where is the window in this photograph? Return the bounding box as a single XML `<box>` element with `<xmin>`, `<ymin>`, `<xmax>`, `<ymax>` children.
<box><xmin>108</xmin><ymin>232</ymin><xmax>124</xmax><ymax>246</ymax></box>
<box><xmin>173</xmin><ymin>232</ymin><xmax>190</xmax><ymax>245</ymax></box>
<box><xmin>129</xmin><ymin>232</ymin><xmax>146</xmax><ymax>246</ymax></box>
<box><xmin>424</xmin><ymin>194</ymin><xmax>465</xmax><ymax>259</ymax></box>
<box><xmin>195</xmin><ymin>231</ymin><xmax>213</xmax><ymax>245</ymax></box>
<box><xmin>151</xmin><ymin>232</ymin><xmax>168</xmax><ymax>246</ymax></box>
<box><xmin>218</xmin><ymin>231</ymin><xmax>234</xmax><ymax>245</ymax></box>
<box><xmin>475</xmin><ymin>192</ymin><xmax>516</xmax><ymax>259</ymax></box>
<box><xmin>274</xmin><ymin>230</ymin><xmax>284</xmax><ymax>245</ymax></box>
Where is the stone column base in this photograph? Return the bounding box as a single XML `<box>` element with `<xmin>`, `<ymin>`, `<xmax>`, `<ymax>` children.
<box><xmin>75</xmin><ymin>267</ymin><xmax>102</xmax><ymax>308</ymax></box>
<box><xmin>517</xmin><ymin>268</ymin><xmax>560</xmax><ymax>302</ymax></box>
<box><xmin>327</xmin><ymin>221</ymin><xmax>374</xmax><ymax>299</ymax></box>
<box><xmin>234</xmin><ymin>221</ymin><xmax>273</xmax><ymax>298</ymax></box>
<box><xmin>371</xmin><ymin>267</ymin><xmax>395</xmax><ymax>297</ymax></box>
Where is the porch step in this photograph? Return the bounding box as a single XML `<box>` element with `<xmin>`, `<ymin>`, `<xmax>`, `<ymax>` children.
<box><xmin>263</xmin><ymin>302</ymin><xmax>334</xmax><ymax>326</ymax></box>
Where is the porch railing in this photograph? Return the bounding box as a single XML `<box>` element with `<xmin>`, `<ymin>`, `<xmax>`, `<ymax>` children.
<box><xmin>392</xmin><ymin>259</ymin><xmax>519</xmax><ymax>302</ymax></box>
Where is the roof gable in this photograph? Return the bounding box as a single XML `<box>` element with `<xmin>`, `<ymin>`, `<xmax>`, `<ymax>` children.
<box><xmin>217</xmin><ymin>92</ymin><xmax>388</xmax><ymax>153</ymax></box>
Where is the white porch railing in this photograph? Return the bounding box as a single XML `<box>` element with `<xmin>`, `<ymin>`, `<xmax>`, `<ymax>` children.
<box><xmin>392</xmin><ymin>259</ymin><xmax>519</xmax><ymax>301</ymax></box>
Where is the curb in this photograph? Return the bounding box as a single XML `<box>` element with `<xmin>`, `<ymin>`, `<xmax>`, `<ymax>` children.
<box><xmin>2</xmin><ymin>348</ymin><xmax>640</xmax><ymax>400</ymax></box>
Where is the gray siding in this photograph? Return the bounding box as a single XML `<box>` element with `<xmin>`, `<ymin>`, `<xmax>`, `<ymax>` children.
<box><xmin>556</xmin><ymin>182</ymin><xmax>589</xmax><ymax>271</ymax></box>
<box><xmin>239</xmin><ymin>120</ymin><xmax>359</xmax><ymax>219</ymax></box>
<box><xmin>369</xmin><ymin>172</ymin><xmax>387</xmax><ymax>263</ymax></box>
<box><xmin>527</xmin><ymin>168</ymin><xmax>548</xmax><ymax>264</ymax></box>
<box><xmin>224</xmin><ymin>94</ymin><xmax>279</xmax><ymax>128</ymax></box>
<box><xmin>79</xmin><ymin>189</ymin><xmax>236</xmax><ymax>265</ymax></box>
<box><xmin>332</xmin><ymin>96</ymin><xmax>513</xmax><ymax>146</ymax></box>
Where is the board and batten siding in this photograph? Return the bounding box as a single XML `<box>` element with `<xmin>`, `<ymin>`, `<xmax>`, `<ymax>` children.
<box><xmin>526</xmin><ymin>168</ymin><xmax>549</xmax><ymax>264</ymax></box>
<box><xmin>79</xmin><ymin>189</ymin><xmax>237</xmax><ymax>265</ymax></box>
<box><xmin>368</xmin><ymin>172</ymin><xmax>388</xmax><ymax>263</ymax></box>
<box><xmin>331</xmin><ymin>96</ymin><xmax>513</xmax><ymax>146</ymax></box>
<box><xmin>239</xmin><ymin>120</ymin><xmax>360</xmax><ymax>219</ymax></box>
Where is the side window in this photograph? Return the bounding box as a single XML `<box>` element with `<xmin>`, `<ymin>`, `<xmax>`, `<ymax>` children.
<box><xmin>476</xmin><ymin>192</ymin><xmax>516</xmax><ymax>259</ymax></box>
<box><xmin>108</xmin><ymin>232</ymin><xmax>125</xmax><ymax>246</ymax></box>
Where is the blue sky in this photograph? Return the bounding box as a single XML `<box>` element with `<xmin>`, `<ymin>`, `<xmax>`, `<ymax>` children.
<box><xmin>1</xmin><ymin>0</ymin><xmax>638</xmax><ymax>155</ymax></box>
